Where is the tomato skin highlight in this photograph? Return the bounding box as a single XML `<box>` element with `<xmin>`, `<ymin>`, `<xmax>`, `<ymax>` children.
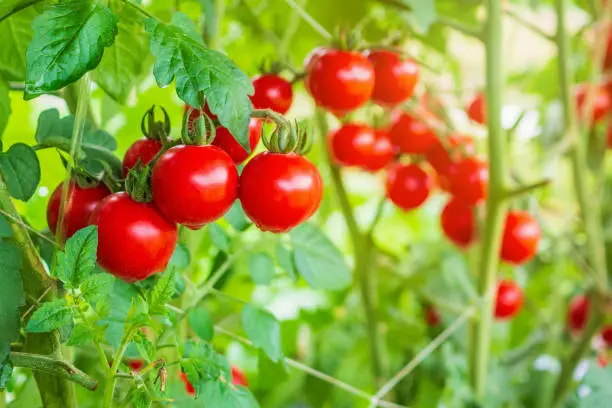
<box><xmin>494</xmin><ymin>280</ymin><xmax>523</xmax><ymax>320</ymax></box>
<box><xmin>90</xmin><ymin>192</ymin><xmax>177</xmax><ymax>282</ymax></box>
<box><xmin>500</xmin><ymin>210</ymin><xmax>541</xmax><ymax>265</ymax></box>
<box><xmin>306</xmin><ymin>48</ymin><xmax>375</xmax><ymax>116</ymax></box>
<box><xmin>212</xmin><ymin>119</ymin><xmax>262</xmax><ymax>164</ymax></box>
<box><xmin>152</xmin><ymin>145</ymin><xmax>239</xmax><ymax>229</ymax></box>
<box><xmin>122</xmin><ymin>138</ymin><xmax>164</xmax><ymax>177</ymax></box>
<box><xmin>47</xmin><ymin>181</ymin><xmax>110</xmax><ymax>240</ymax></box>
<box><xmin>567</xmin><ymin>294</ymin><xmax>590</xmax><ymax>333</ymax></box>
<box><xmin>365</xmin><ymin>49</ymin><xmax>419</xmax><ymax>107</ymax></box>
<box><xmin>389</xmin><ymin>112</ymin><xmax>438</xmax><ymax>155</ymax></box>
<box><xmin>329</xmin><ymin>123</ymin><xmax>376</xmax><ymax>167</ymax></box>
<box><xmin>449</xmin><ymin>157</ymin><xmax>489</xmax><ymax>205</ymax></box>
<box><xmin>575</xmin><ymin>84</ymin><xmax>611</xmax><ymax>124</ymax></box>
<box><xmin>251</xmin><ymin>74</ymin><xmax>294</xmax><ymax>115</ymax></box>
<box><xmin>239</xmin><ymin>152</ymin><xmax>323</xmax><ymax>233</ymax></box>
<box><xmin>440</xmin><ymin>198</ymin><xmax>475</xmax><ymax>248</ymax></box>
<box><xmin>361</xmin><ymin>129</ymin><xmax>394</xmax><ymax>172</ymax></box>
<box><xmin>467</xmin><ymin>93</ymin><xmax>487</xmax><ymax>124</ymax></box>
<box><xmin>386</xmin><ymin>163</ymin><xmax>432</xmax><ymax>211</ymax></box>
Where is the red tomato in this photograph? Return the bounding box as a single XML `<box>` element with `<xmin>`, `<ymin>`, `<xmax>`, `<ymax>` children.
<box><xmin>47</xmin><ymin>181</ymin><xmax>110</xmax><ymax>240</ymax></box>
<box><xmin>362</xmin><ymin>129</ymin><xmax>394</xmax><ymax>172</ymax></box>
<box><xmin>425</xmin><ymin>140</ymin><xmax>453</xmax><ymax>176</ymax></box>
<box><xmin>152</xmin><ymin>145</ymin><xmax>239</xmax><ymax>229</ymax></box>
<box><xmin>424</xmin><ymin>305</ymin><xmax>441</xmax><ymax>327</ymax></box>
<box><xmin>365</xmin><ymin>49</ymin><xmax>419</xmax><ymax>107</ymax></box>
<box><xmin>440</xmin><ymin>198</ymin><xmax>475</xmax><ymax>248</ymax></box>
<box><xmin>329</xmin><ymin>123</ymin><xmax>376</xmax><ymax>167</ymax></box>
<box><xmin>567</xmin><ymin>294</ymin><xmax>590</xmax><ymax>333</ymax></box>
<box><xmin>494</xmin><ymin>279</ymin><xmax>523</xmax><ymax>320</ymax></box>
<box><xmin>575</xmin><ymin>84</ymin><xmax>611</xmax><ymax>124</ymax></box>
<box><xmin>386</xmin><ymin>164</ymin><xmax>432</xmax><ymax>211</ymax></box>
<box><xmin>420</xmin><ymin>92</ymin><xmax>446</xmax><ymax>118</ymax></box>
<box><xmin>122</xmin><ymin>138</ymin><xmax>163</xmax><ymax>176</ymax></box>
<box><xmin>185</xmin><ymin>103</ymin><xmax>217</xmax><ymax>123</ymax></box>
<box><xmin>449</xmin><ymin>157</ymin><xmax>488</xmax><ymax>205</ymax></box>
<box><xmin>500</xmin><ymin>210</ymin><xmax>541</xmax><ymax>265</ymax></box>
<box><xmin>179</xmin><ymin>371</ymin><xmax>195</xmax><ymax>396</ymax></box>
<box><xmin>128</xmin><ymin>359</ymin><xmax>145</xmax><ymax>372</ymax></box>
<box><xmin>389</xmin><ymin>112</ymin><xmax>438</xmax><ymax>154</ymax></box>
<box><xmin>239</xmin><ymin>152</ymin><xmax>323</xmax><ymax>233</ymax></box>
<box><xmin>467</xmin><ymin>93</ymin><xmax>486</xmax><ymax>124</ymax></box>
<box><xmin>306</xmin><ymin>48</ymin><xmax>375</xmax><ymax>116</ymax></box>
<box><xmin>90</xmin><ymin>192</ymin><xmax>177</xmax><ymax>282</ymax></box>
<box><xmin>231</xmin><ymin>366</ymin><xmax>249</xmax><ymax>387</ymax></box>
<box><xmin>602</xmin><ymin>326</ymin><xmax>612</xmax><ymax>348</ymax></box>
<box><xmin>447</xmin><ymin>133</ymin><xmax>476</xmax><ymax>156</ymax></box>
<box><xmin>212</xmin><ymin>119</ymin><xmax>262</xmax><ymax>164</ymax></box>
<box><xmin>251</xmin><ymin>74</ymin><xmax>293</xmax><ymax>115</ymax></box>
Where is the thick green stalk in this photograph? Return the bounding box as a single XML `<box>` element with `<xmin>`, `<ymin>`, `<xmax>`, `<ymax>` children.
<box><xmin>10</xmin><ymin>352</ymin><xmax>97</xmax><ymax>391</ymax></box>
<box><xmin>469</xmin><ymin>0</ymin><xmax>507</xmax><ymax>399</ymax></box>
<box><xmin>103</xmin><ymin>331</ymin><xmax>133</xmax><ymax>408</ymax></box>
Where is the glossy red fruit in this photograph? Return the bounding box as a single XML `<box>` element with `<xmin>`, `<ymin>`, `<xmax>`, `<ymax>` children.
<box><xmin>251</xmin><ymin>74</ymin><xmax>293</xmax><ymax>115</ymax></box>
<box><xmin>365</xmin><ymin>49</ymin><xmax>419</xmax><ymax>107</ymax></box>
<box><xmin>212</xmin><ymin>119</ymin><xmax>262</xmax><ymax>164</ymax></box>
<box><xmin>128</xmin><ymin>359</ymin><xmax>145</xmax><ymax>372</ymax></box>
<box><xmin>179</xmin><ymin>372</ymin><xmax>195</xmax><ymax>395</ymax></box>
<box><xmin>567</xmin><ymin>294</ymin><xmax>590</xmax><ymax>333</ymax></box>
<box><xmin>440</xmin><ymin>198</ymin><xmax>475</xmax><ymax>248</ymax></box>
<box><xmin>467</xmin><ymin>93</ymin><xmax>486</xmax><ymax>124</ymax></box>
<box><xmin>90</xmin><ymin>192</ymin><xmax>177</xmax><ymax>282</ymax></box>
<box><xmin>389</xmin><ymin>112</ymin><xmax>438</xmax><ymax>154</ymax></box>
<box><xmin>240</xmin><ymin>152</ymin><xmax>323</xmax><ymax>233</ymax></box>
<box><xmin>500</xmin><ymin>211</ymin><xmax>541</xmax><ymax>265</ymax></box>
<box><xmin>425</xmin><ymin>140</ymin><xmax>453</xmax><ymax>176</ymax></box>
<box><xmin>47</xmin><ymin>181</ymin><xmax>110</xmax><ymax>240</ymax></box>
<box><xmin>329</xmin><ymin>123</ymin><xmax>375</xmax><ymax>167</ymax></box>
<box><xmin>122</xmin><ymin>138</ymin><xmax>163</xmax><ymax>176</ymax></box>
<box><xmin>362</xmin><ymin>129</ymin><xmax>394</xmax><ymax>172</ymax></box>
<box><xmin>494</xmin><ymin>280</ymin><xmax>523</xmax><ymax>320</ymax></box>
<box><xmin>386</xmin><ymin>164</ymin><xmax>432</xmax><ymax>211</ymax></box>
<box><xmin>424</xmin><ymin>305</ymin><xmax>441</xmax><ymax>327</ymax></box>
<box><xmin>447</xmin><ymin>133</ymin><xmax>476</xmax><ymax>156</ymax></box>
<box><xmin>575</xmin><ymin>84</ymin><xmax>611</xmax><ymax>124</ymax></box>
<box><xmin>152</xmin><ymin>145</ymin><xmax>239</xmax><ymax>229</ymax></box>
<box><xmin>449</xmin><ymin>157</ymin><xmax>488</xmax><ymax>205</ymax></box>
<box><xmin>602</xmin><ymin>326</ymin><xmax>612</xmax><ymax>348</ymax></box>
<box><xmin>306</xmin><ymin>48</ymin><xmax>375</xmax><ymax>116</ymax></box>
<box><xmin>231</xmin><ymin>366</ymin><xmax>249</xmax><ymax>387</ymax></box>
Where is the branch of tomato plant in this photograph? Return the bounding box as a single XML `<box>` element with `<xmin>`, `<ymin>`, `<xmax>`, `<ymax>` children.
<box><xmin>281</xmin><ymin>0</ymin><xmax>332</xmax><ymax>40</ymax></box>
<box><xmin>279</xmin><ymin>0</ymin><xmax>308</xmax><ymax>63</ymax></box>
<box><xmin>504</xmin><ymin>6</ymin><xmax>555</xmax><ymax>42</ymax></box>
<box><xmin>10</xmin><ymin>352</ymin><xmax>98</xmax><ymax>391</ymax></box>
<box><xmin>468</xmin><ymin>0</ymin><xmax>509</xmax><ymax>400</ymax></box>
<box><xmin>239</xmin><ymin>0</ymin><xmax>283</xmax><ymax>53</ymax></box>
<box><xmin>503</xmin><ymin>179</ymin><xmax>551</xmax><ymax>200</ymax></box>
<box><xmin>103</xmin><ymin>325</ymin><xmax>140</xmax><ymax>408</ymax></box>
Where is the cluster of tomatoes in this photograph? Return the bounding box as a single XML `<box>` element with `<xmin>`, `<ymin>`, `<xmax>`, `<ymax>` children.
<box><xmin>47</xmin><ymin>72</ymin><xmax>324</xmax><ymax>283</ymax></box>
<box><xmin>567</xmin><ymin>294</ymin><xmax>612</xmax><ymax>365</ymax></box>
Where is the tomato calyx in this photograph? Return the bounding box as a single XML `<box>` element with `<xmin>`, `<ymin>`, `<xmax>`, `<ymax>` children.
<box><xmin>182</xmin><ymin>105</ymin><xmax>217</xmax><ymax>146</ymax></box>
<box><xmin>251</xmin><ymin>109</ymin><xmax>311</xmax><ymax>154</ymax></box>
<box><xmin>258</xmin><ymin>57</ymin><xmax>285</xmax><ymax>76</ymax></box>
<box><xmin>141</xmin><ymin>105</ymin><xmax>171</xmax><ymax>143</ymax></box>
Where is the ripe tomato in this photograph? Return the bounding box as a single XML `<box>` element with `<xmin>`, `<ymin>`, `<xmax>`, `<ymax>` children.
<box><xmin>440</xmin><ymin>198</ymin><xmax>475</xmax><ymax>248</ymax></box>
<box><xmin>231</xmin><ymin>366</ymin><xmax>249</xmax><ymax>387</ymax></box>
<box><xmin>425</xmin><ymin>140</ymin><xmax>453</xmax><ymax>176</ymax></box>
<box><xmin>239</xmin><ymin>152</ymin><xmax>323</xmax><ymax>233</ymax></box>
<box><xmin>386</xmin><ymin>163</ymin><xmax>432</xmax><ymax>211</ymax></box>
<box><xmin>449</xmin><ymin>157</ymin><xmax>488</xmax><ymax>205</ymax></box>
<box><xmin>575</xmin><ymin>84</ymin><xmax>611</xmax><ymax>124</ymax></box>
<box><xmin>500</xmin><ymin>210</ymin><xmax>541</xmax><ymax>265</ymax></box>
<box><xmin>329</xmin><ymin>123</ymin><xmax>376</xmax><ymax>167</ymax></box>
<box><xmin>306</xmin><ymin>48</ymin><xmax>375</xmax><ymax>116</ymax></box>
<box><xmin>362</xmin><ymin>129</ymin><xmax>394</xmax><ymax>172</ymax></box>
<box><xmin>90</xmin><ymin>192</ymin><xmax>177</xmax><ymax>282</ymax></box>
<box><xmin>212</xmin><ymin>119</ymin><xmax>262</xmax><ymax>164</ymax></box>
<box><xmin>179</xmin><ymin>372</ymin><xmax>195</xmax><ymax>395</ymax></box>
<box><xmin>128</xmin><ymin>359</ymin><xmax>144</xmax><ymax>372</ymax></box>
<box><xmin>251</xmin><ymin>74</ymin><xmax>293</xmax><ymax>115</ymax></box>
<box><xmin>122</xmin><ymin>138</ymin><xmax>163</xmax><ymax>176</ymax></box>
<box><xmin>567</xmin><ymin>294</ymin><xmax>590</xmax><ymax>333</ymax></box>
<box><xmin>389</xmin><ymin>112</ymin><xmax>438</xmax><ymax>154</ymax></box>
<box><xmin>47</xmin><ymin>181</ymin><xmax>110</xmax><ymax>240</ymax></box>
<box><xmin>152</xmin><ymin>145</ymin><xmax>239</xmax><ymax>229</ymax></box>
<box><xmin>424</xmin><ymin>305</ymin><xmax>441</xmax><ymax>327</ymax></box>
<box><xmin>364</xmin><ymin>49</ymin><xmax>419</xmax><ymax>107</ymax></box>
<box><xmin>494</xmin><ymin>280</ymin><xmax>523</xmax><ymax>320</ymax></box>
<box><xmin>467</xmin><ymin>93</ymin><xmax>486</xmax><ymax>124</ymax></box>
<box><xmin>447</xmin><ymin>133</ymin><xmax>476</xmax><ymax>156</ymax></box>
<box><xmin>602</xmin><ymin>326</ymin><xmax>612</xmax><ymax>348</ymax></box>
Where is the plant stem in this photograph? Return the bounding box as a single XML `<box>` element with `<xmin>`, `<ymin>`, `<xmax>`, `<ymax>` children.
<box><xmin>10</xmin><ymin>352</ymin><xmax>98</xmax><ymax>391</ymax></box>
<box><xmin>203</xmin><ymin>0</ymin><xmax>225</xmax><ymax>50</ymax></box>
<box><xmin>103</xmin><ymin>330</ymin><xmax>134</xmax><ymax>408</ymax></box>
<box><xmin>469</xmin><ymin>0</ymin><xmax>507</xmax><ymax>400</ymax></box>
<box><xmin>281</xmin><ymin>0</ymin><xmax>332</xmax><ymax>40</ymax></box>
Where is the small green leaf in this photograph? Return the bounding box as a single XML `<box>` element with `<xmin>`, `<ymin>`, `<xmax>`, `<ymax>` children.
<box><xmin>189</xmin><ymin>307</ymin><xmax>214</xmax><ymax>341</ymax></box>
<box><xmin>0</xmin><ymin>143</ymin><xmax>40</xmax><ymax>201</ymax></box>
<box><xmin>25</xmin><ymin>0</ymin><xmax>118</xmax><ymax>99</ymax></box>
<box><xmin>67</xmin><ymin>325</ymin><xmax>93</xmax><ymax>346</ymax></box>
<box><xmin>257</xmin><ymin>350</ymin><xmax>289</xmax><ymax>389</ymax></box>
<box><xmin>144</xmin><ymin>13</ymin><xmax>253</xmax><ymax>151</ymax></box>
<box><xmin>169</xmin><ymin>243</ymin><xmax>190</xmax><ymax>270</ymax></box>
<box><xmin>80</xmin><ymin>273</ymin><xmax>115</xmax><ymax>304</ymax></box>
<box><xmin>25</xmin><ymin>298</ymin><xmax>74</xmax><ymax>333</ymax></box>
<box><xmin>248</xmin><ymin>252</ymin><xmax>275</xmax><ymax>285</ymax></box>
<box><xmin>200</xmin><ymin>380</ymin><xmax>260</xmax><ymax>407</ymax></box>
<box><xmin>0</xmin><ymin>214</ymin><xmax>12</xmax><ymax>237</ymax></box>
<box><xmin>0</xmin><ymin>77</ymin><xmax>10</xmax><ymax>140</ymax></box>
<box><xmin>131</xmin><ymin>388</ymin><xmax>151</xmax><ymax>408</ymax></box>
<box><xmin>134</xmin><ymin>331</ymin><xmax>155</xmax><ymax>361</ymax></box>
<box><xmin>0</xmin><ymin>7</ymin><xmax>36</xmax><ymax>81</ymax></box>
<box><xmin>241</xmin><ymin>304</ymin><xmax>283</xmax><ymax>362</ymax></box>
<box><xmin>225</xmin><ymin>201</ymin><xmax>251</xmax><ymax>231</ymax></box>
<box><xmin>404</xmin><ymin>0</ymin><xmax>437</xmax><ymax>33</ymax></box>
<box><xmin>209</xmin><ymin>223</ymin><xmax>230</xmax><ymax>252</ymax></box>
<box><xmin>180</xmin><ymin>340</ymin><xmax>230</xmax><ymax>396</ymax></box>
<box><xmin>0</xmin><ymin>242</ymin><xmax>23</xmax><ymax>361</ymax></box>
<box><xmin>149</xmin><ymin>269</ymin><xmax>176</xmax><ymax>315</ymax></box>
<box><xmin>0</xmin><ymin>356</ymin><xmax>13</xmax><ymax>390</ymax></box>
<box><xmin>56</xmin><ymin>225</ymin><xmax>98</xmax><ymax>286</ymax></box>
<box><xmin>290</xmin><ymin>223</ymin><xmax>351</xmax><ymax>290</ymax></box>
<box><xmin>275</xmin><ymin>243</ymin><xmax>296</xmax><ymax>280</ymax></box>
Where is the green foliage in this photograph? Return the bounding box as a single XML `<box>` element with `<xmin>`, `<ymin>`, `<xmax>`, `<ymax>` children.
<box><xmin>189</xmin><ymin>307</ymin><xmax>215</xmax><ymax>341</ymax></box>
<box><xmin>0</xmin><ymin>143</ymin><xmax>40</xmax><ymax>201</ymax></box>
<box><xmin>180</xmin><ymin>340</ymin><xmax>231</xmax><ymax>394</ymax></box>
<box><xmin>0</xmin><ymin>77</ymin><xmax>10</xmax><ymax>140</ymax></box>
<box><xmin>25</xmin><ymin>0</ymin><xmax>118</xmax><ymax>99</ymax></box>
<box><xmin>242</xmin><ymin>304</ymin><xmax>283</xmax><ymax>363</ymax></box>
<box><xmin>248</xmin><ymin>252</ymin><xmax>275</xmax><ymax>285</ymax></box>
<box><xmin>225</xmin><ymin>202</ymin><xmax>251</xmax><ymax>231</ymax></box>
<box><xmin>80</xmin><ymin>273</ymin><xmax>115</xmax><ymax>305</ymax></box>
<box><xmin>25</xmin><ymin>298</ymin><xmax>74</xmax><ymax>333</ymax></box>
<box><xmin>199</xmin><ymin>380</ymin><xmax>260</xmax><ymax>408</ymax></box>
<box><xmin>209</xmin><ymin>223</ymin><xmax>230</xmax><ymax>252</ymax></box>
<box><xmin>148</xmin><ymin>268</ymin><xmax>177</xmax><ymax>315</ymax></box>
<box><xmin>54</xmin><ymin>225</ymin><xmax>98</xmax><ymax>287</ymax></box>
<box><xmin>275</xmin><ymin>242</ymin><xmax>297</xmax><ymax>280</ymax></box>
<box><xmin>0</xmin><ymin>214</ymin><xmax>13</xmax><ymax>237</ymax></box>
<box><xmin>0</xmin><ymin>7</ymin><xmax>35</xmax><ymax>81</ymax></box>
<box><xmin>0</xmin><ymin>242</ymin><xmax>22</xmax><ymax>361</ymax></box>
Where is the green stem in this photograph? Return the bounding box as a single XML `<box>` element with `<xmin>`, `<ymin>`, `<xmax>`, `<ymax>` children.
<box><xmin>281</xmin><ymin>0</ymin><xmax>332</xmax><ymax>40</ymax></box>
<box><xmin>469</xmin><ymin>0</ymin><xmax>507</xmax><ymax>400</ymax></box>
<box><xmin>203</xmin><ymin>0</ymin><xmax>225</xmax><ymax>50</ymax></box>
<box><xmin>10</xmin><ymin>352</ymin><xmax>98</xmax><ymax>391</ymax></box>
<box><xmin>103</xmin><ymin>330</ymin><xmax>134</xmax><ymax>408</ymax></box>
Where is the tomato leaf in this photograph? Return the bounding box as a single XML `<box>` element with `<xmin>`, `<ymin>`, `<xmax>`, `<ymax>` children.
<box><xmin>275</xmin><ymin>243</ymin><xmax>297</xmax><ymax>281</ymax></box>
<box><xmin>0</xmin><ymin>143</ymin><xmax>40</xmax><ymax>201</ymax></box>
<box><xmin>225</xmin><ymin>201</ymin><xmax>251</xmax><ymax>231</ymax></box>
<box><xmin>290</xmin><ymin>223</ymin><xmax>351</xmax><ymax>290</ymax></box>
<box><xmin>66</xmin><ymin>325</ymin><xmax>93</xmax><ymax>346</ymax></box>
<box><xmin>25</xmin><ymin>298</ymin><xmax>74</xmax><ymax>333</ymax></box>
<box><xmin>257</xmin><ymin>350</ymin><xmax>289</xmax><ymax>389</ymax></box>
<box><xmin>188</xmin><ymin>307</ymin><xmax>215</xmax><ymax>342</ymax></box>
<box><xmin>248</xmin><ymin>252</ymin><xmax>275</xmax><ymax>285</ymax></box>
<box><xmin>403</xmin><ymin>0</ymin><xmax>437</xmax><ymax>33</ymax></box>
<box><xmin>0</xmin><ymin>7</ymin><xmax>35</xmax><ymax>81</ymax></box>
<box><xmin>0</xmin><ymin>214</ymin><xmax>12</xmax><ymax>238</ymax></box>
<box><xmin>133</xmin><ymin>330</ymin><xmax>155</xmax><ymax>362</ymax></box>
<box><xmin>0</xmin><ymin>357</ymin><xmax>13</xmax><ymax>391</ymax></box>
<box><xmin>80</xmin><ymin>273</ymin><xmax>115</xmax><ymax>305</ymax></box>
<box><xmin>144</xmin><ymin>13</ymin><xmax>253</xmax><ymax>151</ymax></box>
<box><xmin>148</xmin><ymin>268</ymin><xmax>176</xmax><ymax>315</ymax></box>
<box><xmin>199</xmin><ymin>380</ymin><xmax>260</xmax><ymax>408</ymax></box>
<box><xmin>92</xmin><ymin>5</ymin><xmax>148</xmax><ymax>104</ymax></box>
<box><xmin>25</xmin><ymin>0</ymin><xmax>118</xmax><ymax>99</ymax></box>
<box><xmin>54</xmin><ymin>225</ymin><xmax>98</xmax><ymax>286</ymax></box>
<box><xmin>209</xmin><ymin>223</ymin><xmax>230</xmax><ymax>252</ymax></box>
<box><xmin>0</xmin><ymin>242</ymin><xmax>23</xmax><ymax>363</ymax></box>
<box><xmin>0</xmin><ymin>77</ymin><xmax>10</xmax><ymax>141</ymax></box>
<box><xmin>180</xmin><ymin>340</ymin><xmax>231</xmax><ymax>396</ymax></box>
<box><xmin>241</xmin><ymin>304</ymin><xmax>283</xmax><ymax>363</ymax></box>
